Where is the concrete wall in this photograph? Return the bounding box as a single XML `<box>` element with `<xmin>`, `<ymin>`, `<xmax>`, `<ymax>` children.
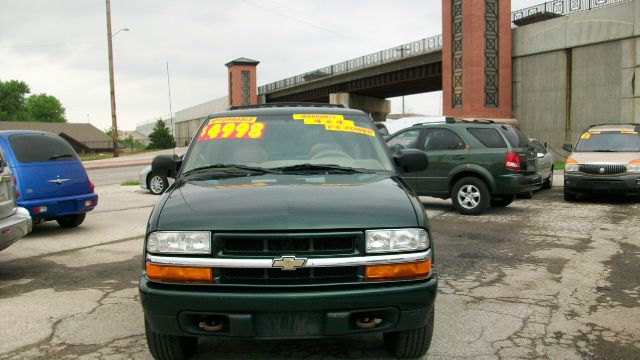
<box><xmin>512</xmin><ymin>0</ymin><xmax>639</xmax><ymax>156</ymax></box>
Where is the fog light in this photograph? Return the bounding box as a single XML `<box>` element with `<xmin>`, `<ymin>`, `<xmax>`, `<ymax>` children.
<box><xmin>85</xmin><ymin>200</ymin><xmax>96</xmax><ymax>207</ymax></box>
<box><xmin>146</xmin><ymin>263</ymin><xmax>212</xmax><ymax>283</ymax></box>
<box><xmin>33</xmin><ymin>206</ymin><xmax>47</xmax><ymax>214</ymax></box>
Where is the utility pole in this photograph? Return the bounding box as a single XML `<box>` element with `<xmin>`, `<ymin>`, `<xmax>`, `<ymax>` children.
<box><xmin>105</xmin><ymin>0</ymin><xmax>119</xmax><ymax>157</ymax></box>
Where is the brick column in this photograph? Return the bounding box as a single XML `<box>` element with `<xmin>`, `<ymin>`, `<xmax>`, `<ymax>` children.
<box><xmin>442</xmin><ymin>0</ymin><xmax>512</xmax><ymax>119</ymax></box>
<box><xmin>225</xmin><ymin>58</ymin><xmax>259</xmax><ymax>107</ymax></box>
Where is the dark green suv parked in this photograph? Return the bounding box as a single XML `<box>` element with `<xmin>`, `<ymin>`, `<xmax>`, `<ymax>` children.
<box><xmin>140</xmin><ymin>104</ymin><xmax>437</xmax><ymax>359</ymax></box>
<box><xmin>386</xmin><ymin>119</ymin><xmax>542</xmax><ymax>215</ymax></box>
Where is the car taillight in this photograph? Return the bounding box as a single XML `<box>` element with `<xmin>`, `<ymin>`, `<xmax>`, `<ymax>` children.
<box><xmin>89</xmin><ymin>180</ymin><xmax>95</xmax><ymax>192</ymax></box>
<box><xmin>504</xmin><ymin>151</ymin><xmax>520</xmax><ymax>170</ymax></box>
<box><xmin>12</xmin><ymin>175</ymin><xmax>19</xmax><ymax>199</ymax></box>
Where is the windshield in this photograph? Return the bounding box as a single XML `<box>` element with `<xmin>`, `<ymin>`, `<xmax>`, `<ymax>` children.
<box><xmin>182</xmin><ymin>113</ymin><xmax>394</xmax><ymax>174</ymax></box>
<box><xmin>575</xmin><ymin>131</ymin><xmax>640</xmax><ymax>152</ymax></box>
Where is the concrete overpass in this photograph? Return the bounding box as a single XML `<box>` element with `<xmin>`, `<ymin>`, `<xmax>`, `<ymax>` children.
<box><xmin>257</xmin><ymin>0</ymin><xmax>639</xmax><ymax>150</ymax></box>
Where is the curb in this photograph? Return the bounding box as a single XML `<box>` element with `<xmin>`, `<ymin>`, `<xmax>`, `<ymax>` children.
<box><xmin>83</xmin><ymin>159</ymin><xmax>150</xmax><ymax>170</ymax></box>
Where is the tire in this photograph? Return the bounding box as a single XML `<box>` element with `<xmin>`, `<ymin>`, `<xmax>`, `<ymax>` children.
<box><xmin>451</xmin><ymin>177</ymin><xmax>490</xmax><ymax>215</ymax></box>
<box><xmin>148</xmin><ymin>174</ymin><xmax>169</xmax><ymax>195</ymax></box>
<box><xmin>383</xmin><ymin>306</ymin><xmax>434</xmax><ymax>359</ymax></box>
<box><xmin>564</xmin><ymin>189</ymin><xmax>578</xmax><ymax>202</ymax></box>
<box><xmin>542</xmin><ymin>168</ymin><xmax>553</xmax><ymax>189</ymax></box>
<box><xmin>491</xmin><ymin>195</ymin><xmax>515</xmax><ymax>207</ymax></box>
<box><xmin>145</xmin><ymin>318</ymin><xmax>198</xmax><ymax>360</ymax></box>
<box><xmin>56</xmin><ymin>213</ymin><xmax>86</xmax><ymax>228</ymax></box>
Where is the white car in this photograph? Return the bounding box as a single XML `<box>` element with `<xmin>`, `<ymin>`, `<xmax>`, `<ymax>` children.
<box><xmin>383</xmin><ymin>116</ymin><xmax>448</xmax><ymax>136</ymax></box>
<box><xmin>139</xmin><ymin>165</ymin><xmax>172</xmax><ymax>195</ymax></box>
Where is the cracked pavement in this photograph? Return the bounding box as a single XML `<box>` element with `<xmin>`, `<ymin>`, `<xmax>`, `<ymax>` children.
<box><xmin>0</xmin><ymin>185</ymin><xmax>638</xmax><ymax>359</ymax></box>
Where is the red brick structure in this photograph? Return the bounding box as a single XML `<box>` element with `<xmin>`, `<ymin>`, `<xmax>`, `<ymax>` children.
<box><xmin>225</xmin><ymin>58</ymin><xmax>259</xmax><ymax>107</ymax></box>
<box><xmin>442</xmin><ymin>0</ymin><xmax>512</xmax><ymax>119</ymax></box>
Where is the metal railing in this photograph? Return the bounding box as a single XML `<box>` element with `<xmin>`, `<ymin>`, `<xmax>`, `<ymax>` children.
<box><xmin>257</xmin><ymin>34</ymin><xmax>444</xmax><ymax>95</ymax></box>
<box><xmin>511</xmin><ymin>0</ymin><xmax>631</xmax><ymax>23</ymax></box>
<box><xmin>258</xmin><ymin>0</ymin><xmax>631</xmax><ymax>96</ymax></box>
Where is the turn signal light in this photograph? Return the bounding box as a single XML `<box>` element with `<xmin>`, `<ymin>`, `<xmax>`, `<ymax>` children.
<box><xmin>566</xmin><ymin>158</ymin><xmax>578</xmax><ymax>164</ymax></box>
<box><xmin>365</xmin><ymin>259</ymin><xmax>431</xmax><ymax>281</ymax></box>
<box><xmin>146</xmin><ymin>263</ymin><xmax>212</xmax><ymax>283</ymax></box>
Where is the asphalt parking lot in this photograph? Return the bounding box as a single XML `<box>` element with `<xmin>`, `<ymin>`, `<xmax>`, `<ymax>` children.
<box><xmin>0</xmin><ymin>184</ymin><xmax>638</xmax><ymax>360</ymax></box>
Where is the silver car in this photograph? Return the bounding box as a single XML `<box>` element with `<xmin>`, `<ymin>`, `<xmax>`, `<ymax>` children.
<box><xmin>531</xmin><ymin>138</ymin><xmax>554</xmax><ymax>189</ymax></box>
<box><xmin>0</xmin><ymin>150</ymin><xmax>32</xmax><ymax>252</ymax></box>
<box><xmin>139</xmin><ymin>165</ymin><xmax>172</xmax><ymax>195</ymax></box>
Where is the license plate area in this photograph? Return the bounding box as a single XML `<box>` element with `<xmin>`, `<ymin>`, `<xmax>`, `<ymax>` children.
<box><xmin>255</xmin><ymin>311</ymin><xmax>322</xmax><ymax>337</ymax></box>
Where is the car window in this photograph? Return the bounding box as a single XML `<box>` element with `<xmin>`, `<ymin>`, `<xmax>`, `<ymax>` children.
<box><xmin>183</xmin><ymin>114</ymin><xmax>393</xmax><ymax>172</ymax></box>
<box><xmin>422</xmin><ymin>128</ymin><xmax>466</xmax><ymax>151</ymax></box>
<box><xmin>574</xmin><ymin>131</ymin><xmax>640</xmax><ymax>152</ymax></box>
<box><xmin>9</xmin><ymin>133</ymin><xmax>79</xmax><ymax>163</ymax></box>
<box><xmin>386</xmin><ymin>129</ymin><xmax>421</xmax><ymax>154</ymax></box>
<box><xmin>499</xmin><ymin>126</ymin><xmax>530</xmax><ymax>148</ymax></box>
<box><xmin>467</xmin><ymin>128</ymin><xmax>507</xmax><ymax>148</ymax></box>
<box><xmin>532</xmin><ymin>141</ymin><xmax>546</xmax><ymax>154</ymax></box>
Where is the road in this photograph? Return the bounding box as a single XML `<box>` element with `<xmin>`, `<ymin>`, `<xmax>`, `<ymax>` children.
<box><xmin>0</xmin><ymin>185</ymin><xmax>638</xmax><ymax>359</ymax></box>
<box><xmin>88</xmin><ymin>165</ymin><xmax>148</xmax><ymax>186</ymax></box>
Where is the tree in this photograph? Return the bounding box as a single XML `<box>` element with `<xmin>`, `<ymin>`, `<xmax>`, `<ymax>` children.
<box><xmin>0</xmin><ymin>80</ymin><xmax>30</xmax><ymax>121</ymax></box>
<box><xmin>25</xmin><ymin>93</ymin><xmax>66</xmax><ymax>122</ymax></box>
<box><xmin>147</xmin><ymin>119</ymin><xmax>175</xmax><ymax>149</ymax></box>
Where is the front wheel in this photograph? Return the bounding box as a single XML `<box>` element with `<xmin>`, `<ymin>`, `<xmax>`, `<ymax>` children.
<box><xmin>145</xmin><ymin>318</ymin><xmax>198</xmax><ymax>360</ymax></box>
<box><xmin>148</xmin><ymin>174</ymin><xmax>169</xmax><ymax>195</ymax></box>
<box><xmin>542</xmin><ymin>168</ymin><xmax>553</xmax><ymax>189</ymax></box>
<box><xmin>451</xmin><ymin>177</ymin><xmax>490</xmax><ymax>215</ymax></box>
<box><xmin>56</xmin><ymin>213</ymin><xmax>86</xmax><ymax>228</ymax></box>
<box><xmin>383</xmin><ymin>306</ymin><xmax>434</xmax><ymax>358</ymax></box>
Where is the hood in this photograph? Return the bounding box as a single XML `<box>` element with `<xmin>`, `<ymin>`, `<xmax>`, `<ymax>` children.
<box><xmin>155</xmin><ymin>174</ymin><xmax>419</xmax><ymax>231</ymax></box>
<box><xmin>569</xmin><ymin>152</ymin><xmax>640</xmax><ymax>165</ymax></box>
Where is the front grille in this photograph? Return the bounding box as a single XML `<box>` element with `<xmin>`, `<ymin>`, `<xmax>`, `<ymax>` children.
<box><xmin>221</xmin><ymin>234</ymin><xmax>356</xmax><ymax>254</ymax></box>
<box><xmin>220</xmin><ymin>267</ymin><xmax>358</xmax><ymax>283</ymax></box>
<box><xmin>579</xmin><ymin>164</ymin><xmax>626</xmax><ymax>175</ymax></box>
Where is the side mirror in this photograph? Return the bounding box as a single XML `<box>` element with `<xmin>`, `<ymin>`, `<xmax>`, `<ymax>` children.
<box><xmin>152</xmin><ymin>154</ymin><xmax>182</xmax><ymax>179</ymax></box>
<box><xmin>562</xmin><ymin>143</ymin><xmax>573</xmax><ymax>153</ymax></box>
<box><xmin>394</xmin><ymin>149</ymin><xmax>428</xmax><ymax>173</ymax></box>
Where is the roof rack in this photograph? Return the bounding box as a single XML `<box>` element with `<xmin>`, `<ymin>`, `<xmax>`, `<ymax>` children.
<box><xmin>444</xmin><ymin>118</ymin><xmax>495</xmax><ymax>125</ymax></box>
<box><xmin>228</xmin><ymin>102</ymin><xmax>345</xmax><ymax>110</ymax></box>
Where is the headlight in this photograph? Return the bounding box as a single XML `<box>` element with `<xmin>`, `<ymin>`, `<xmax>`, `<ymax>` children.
<box><xmin>628</xmin><ymin>160</ymin><xmax>640</xmax><ymax>173</ymax></box>
<box><xmin>565</xmin><ymin>164</ymin><xmax>580</xmax><ymax>172</ymax></box>
<box><xmin>365</xmin><ymin>228</ymin><xmax>429</xmax><ymax>253</ymax></box>
<box><xmin>147</xmin><ymin>231</ymin><xmax>211</xmax><ymax>254</ymax></box>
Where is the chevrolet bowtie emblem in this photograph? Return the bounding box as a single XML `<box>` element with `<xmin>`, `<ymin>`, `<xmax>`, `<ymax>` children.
<box><xmin>47</xmin><ymin>178</ymin><xmax>70</xmax><ymax>185</ymax></box>
<box><xmin>272</xmin><ymin>256</ymin><xmax>307</xmax><ymax>271</ymax></box>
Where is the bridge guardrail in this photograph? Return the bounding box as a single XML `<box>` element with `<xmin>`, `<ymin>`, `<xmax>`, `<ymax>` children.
<box><xmin>258</xmin><ymin>34</ymin><xmax>444</xmax><ymax>95</ymax></box>
<box><xmin>511</xmin><ymin>0</ymin><xmax>629</xmax><ymax>22</ymax></box>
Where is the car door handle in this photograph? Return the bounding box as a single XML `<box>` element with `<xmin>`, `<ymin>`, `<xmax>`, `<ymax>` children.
<box><xmin>452</xmin><ymin>156</ymin><xmax>466</xmax><ymax>160</ymax></box>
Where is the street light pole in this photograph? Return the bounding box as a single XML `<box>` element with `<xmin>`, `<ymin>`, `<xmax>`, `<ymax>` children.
<box><xmin>105</xmin><ymin>0</ymin><xmax>119</xmax><ymax>157</ymax></box>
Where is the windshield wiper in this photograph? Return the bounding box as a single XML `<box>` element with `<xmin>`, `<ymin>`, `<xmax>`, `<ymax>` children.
<box><xmin>49</xmin><ymin>154</ymin><xmax>74</xmax><ymax>160</ymax></box>
<box><xmin>182</xmin><ymin>164</ymin><xmax>277</xmax><ymax>177</ymax></box>
<box><xmin>271</xmin><ymin>163</ymin><xmax>368</xmax><ymax>174</ymax></box>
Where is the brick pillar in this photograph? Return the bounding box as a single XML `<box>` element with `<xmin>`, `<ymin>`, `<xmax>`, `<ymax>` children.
<box><xmin>442</xmin><ymin>0</ymin><xmax>512</xmax><ymax>119</ymax></box>
<box><xmin>225</xmin><ymin>58</ymin><xmax>259</xmax><ymax>107</ymax></box>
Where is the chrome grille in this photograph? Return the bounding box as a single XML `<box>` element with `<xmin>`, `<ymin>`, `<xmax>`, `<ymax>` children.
<box><xmin>579</xmin><ymin>164</ymin><xmax>626</xmax><ymax>175</ymax></box>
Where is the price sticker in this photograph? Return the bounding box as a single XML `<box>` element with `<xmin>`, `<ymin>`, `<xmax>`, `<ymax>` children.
<box><xmin>197</xmin><ymin>122</ymin><xmax>266</xmax><ymax>141</ymax></box>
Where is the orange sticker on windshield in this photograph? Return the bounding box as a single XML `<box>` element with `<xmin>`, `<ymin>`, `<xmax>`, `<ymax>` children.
<box><xmin>207</xmin><ymin>117</ymin><xmax>257</xmax><ymax>124</ymax></box>
<box><xmin>197</xmin><ymin>122</ymin><xmax>265</xmax><ymax>141</ymax></box>
<box><xmin>580</xmin><ymin>133</ymin><xmax>591</xmax><ymax>139</ymax></box>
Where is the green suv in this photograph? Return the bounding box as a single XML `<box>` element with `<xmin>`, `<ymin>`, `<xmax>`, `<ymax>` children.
<box><xmin>386</xmin><ymin>119</ymin><xmax>542</xmax><ymax>215</ymax></box>
<box><xmin>141</xmin><ymin>104</ymin><xmax>437</xmax><ymax>359</ymax></box>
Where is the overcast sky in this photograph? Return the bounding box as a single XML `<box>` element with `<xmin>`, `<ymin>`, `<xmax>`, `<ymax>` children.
<box><xmin>0</xmin><ymin>0</ymin><xmax>542</xmax><ymax>131</ymax></box>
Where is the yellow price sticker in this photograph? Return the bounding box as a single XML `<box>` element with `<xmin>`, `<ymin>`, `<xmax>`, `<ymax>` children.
<box><xmin>293</xmin><ymin>114</ymin><xmax>375</xmax><ymax>137</ymax></box>
<box><xmin>207</xmin><ymin>117</ymin><xmax>257</xmax><ymax>125</ymax></box>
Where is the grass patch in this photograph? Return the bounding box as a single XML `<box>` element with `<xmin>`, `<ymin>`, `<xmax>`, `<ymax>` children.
<box><xmin>554</xmin><ymin>161</ymin><xmax>565</xmax><ymax>170</ymax></box>
<box><xmin>121</xmin><ymin>180</ymin><xmax>140</xmax><ymax>186</ymax></box>
<box><xmin>80</xmin><ymin>153</ymin><xmax>113</xmax><ymax>161</ymax></box>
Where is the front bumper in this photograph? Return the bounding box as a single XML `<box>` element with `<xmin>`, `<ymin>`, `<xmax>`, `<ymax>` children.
<box><xmin>494</xmin><ymin>172</ymin><xmax>543</xmax><ymax>195</ymax></box>
<box><xmin>140</xmin><ymin>277</ymin><xmax>437</xmax><ymax>339</ymax></box>
<box><xmin>18</xmin><ymin>192</ymin><xmax>98</xmax><ymax>220</ymax></box>
<box><xmin>564</xmin><ymin>172</ymin><xmax>640</xmax><ymax>194</ymax></box>
<box><xmin>0</xmin><ymin>207</ymin><xmax>32</xmax><ymax>251</ymax></box>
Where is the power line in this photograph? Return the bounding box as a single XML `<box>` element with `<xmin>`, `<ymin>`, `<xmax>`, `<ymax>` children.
<box><xmin>241</xmin><ymin>0</ymin><xmax>383</xmax><ymax>48</ymax></box>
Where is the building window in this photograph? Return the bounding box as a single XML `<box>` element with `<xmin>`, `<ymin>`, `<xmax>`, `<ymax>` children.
<box><xmin>241</xmin><ymin>71</ymin><xmax>250</xmax><ymax>106</ymax></box>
